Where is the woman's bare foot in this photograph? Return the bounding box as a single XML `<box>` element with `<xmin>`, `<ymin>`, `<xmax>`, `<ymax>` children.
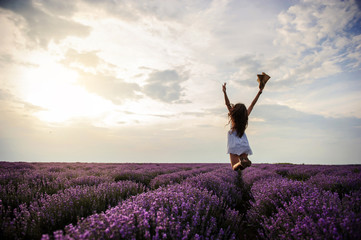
<box><xmin>241</xmin><ymin>159</ymin><xmax>252</xmax><ymax>168</ymax></box>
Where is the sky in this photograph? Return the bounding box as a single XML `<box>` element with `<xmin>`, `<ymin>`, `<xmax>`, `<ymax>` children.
<box><xmin>0</xmin><ymin>0</ymin><xmax>361</xmax><ymax>165</ymax></box>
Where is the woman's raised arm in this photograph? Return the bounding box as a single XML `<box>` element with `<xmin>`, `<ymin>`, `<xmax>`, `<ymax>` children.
<box><xmin>222</xmin><ymin>83</ymin><xmax>232</xmax><ymax>112</ymax></box>
<box><xmin>247</xmin><ymin>89</ymin><xmax>262</xmax><ymax>116</ymax></box>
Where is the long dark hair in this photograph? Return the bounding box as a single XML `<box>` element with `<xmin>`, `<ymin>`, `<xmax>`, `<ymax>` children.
<box><xmin>228</xmin><ymin>103</ymin><xmax>248</xmax><ymax>137</ymax></box>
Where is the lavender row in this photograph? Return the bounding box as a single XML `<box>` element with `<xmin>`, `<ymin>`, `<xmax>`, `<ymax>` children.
<box><xmin>149</xmin><ymin>165</ymin><xmax>223</xmax><ymax>189</ymax></box>
<box><xmin>241</xmin><ymin>163</ymin><xmax>361</xmax><ymax>186</ymax></box>
<box><xmin>242</xmin><ymin>164</ymin><xmax>361</xmax><ymax>239</ymax></box>
<box><xmin>0</xmin><ymin>162</ymin><xmax>123</xmax><ymax>209</ymax></box>
<box><xmin>307</xmin><ymin>172</ymin><xmax>361</xmax><ymax>196</ymax></box>
<box><xmin>0</xmin><ymin>162</ymin><xmax>208</xmax><ymax>209</ymax></box>
<box><xmin>260</xmin><ymin>188</ymin><xmax>361</xmax><ymax>239</ymax></box>
<box><xmin>0</xmin><ymin>175</ymin><xmax>113</xmax><ymax>210</ymax></box>
<box><xmin>247</xmin><ymin>177</ymin><xmax>312</xmax><ymax>225</ymax></box>
<box><xmin>242</xmin><ymin>164</ymin><xmax>282</xmax><ymax>188</ymax></box>
<box><xmin>184</xmin><ymin>168</ymin><xmax>245</xmax><ymax>211</ymax></box>
<box><xmin>1</xmin><ymin>181</ymin><xmax>145</xmax><ymax>240</ymax></box>
<box><xmin>109</xmin><ymin>163</ymin><xmax>217</xmax><ymax>187</ymax></box>
<box><xmin>0</xmin><ymin>163</ymin><xmax>228</xmax><ymax>239</ymax></box>
<box><xmin>2</xmin><ymin>162</ymin><xmax>359</xmax><ymax>239</ymax></box>
<box><xmin>45</xmin><ymin>184</ymin><xmax>242</xmax><ymax>240</ymax></box>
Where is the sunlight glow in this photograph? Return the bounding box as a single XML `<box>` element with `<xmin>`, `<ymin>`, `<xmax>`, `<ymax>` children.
<box><xmin>19</xmin><ymin>62</ymin><xmax>115</xmax><ymax>123</ymax></box>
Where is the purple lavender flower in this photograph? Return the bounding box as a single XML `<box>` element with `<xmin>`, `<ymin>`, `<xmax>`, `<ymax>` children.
<box><xmin>2</xmin><ymin>181</ymin><xmax>145</xmax><ymax>239</ymax></box>
<box><xmin>57</xmin><ymin>184</ymin><xmax>241</xmax><ymax>239</ymax></box>
<box><xmin>260</xmin><ymin>188</ymin><xmax>361</xmax><ymax>240</ymax></box>
<box><xmin>1</xmin><ymin>162</ymin><xmax>360</xmax><ymax>240</ymax></box>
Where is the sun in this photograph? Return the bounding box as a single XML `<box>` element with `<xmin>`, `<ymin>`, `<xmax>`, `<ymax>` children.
<box><xmin>14</xmin><ymin>55</ymin><xmax>170</xmax><ymax>127</ymax></box>
<box><xmin>18</xmin><ymin>61</ymin><xmax>114</xmax><ymax>124</ymax></box>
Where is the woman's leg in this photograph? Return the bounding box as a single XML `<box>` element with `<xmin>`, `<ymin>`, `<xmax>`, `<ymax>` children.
<box><xmin>230</xmin><ymin>154</ymin><xmax>239</xmax><ymax>167</ymax></box>
<box><xmin>239</xmin><ymin>153</ymin><xmax>248</xmax><ymax>160</ymax></box>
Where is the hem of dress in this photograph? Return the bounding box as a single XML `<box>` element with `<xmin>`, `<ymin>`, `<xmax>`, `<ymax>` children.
<box><xmin>227</xmin><ymin>151</ymin><xmax>253</xmax><ymax>156</ymax></box>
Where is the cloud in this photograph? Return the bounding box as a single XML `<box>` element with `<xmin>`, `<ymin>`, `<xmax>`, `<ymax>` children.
<box><xmin>275</xmin><ymin>0</ymin><xmax>358</xmax><ymax>49</ymax></box>
<box><xmin>0</xmin><ymin>88</ymin><xmax>46</xmax><ymax>113</ymax></box>
<box><xmin>35</xmin><ymin>0</ymin><xmax>78</xmax><ymax>17</ymax></box>
<box><xmin>252</xmin><ymin>104</ymin><xmax>361</xmax><ymax>139</ymax></box>
<box><xmin>356</xmin><ymin>0</ymin><xmax>361</xmax><ymax>9</ymax></box>
<box><xmin>230</xmin><ymin>55</ymin><xmax>263</xmax><ymax>87</ymax></box>
<box><xmin>143</xmin><ymin>69</ymin><xmax>188</xmax><ymax>103</ymax></box>
<box><xmin>272</xmin><ymin>0</ymin><xmax>361</xmax><ymax>83</ymax></box>
<box><xmin>223</xmin><ymin>0</ymin><xmax>361</xmax><ymax>119</ymax></box>
<box><xmin>59</xmin><ymin>48</ymin><xmax>141</xmax><ymax>105</ymax></box>
<box><xmin>76</xmin><ymin>71</ymin><xmax>141</xmax><ymax>105</ymax></box>
<box><xmin>0</xmin><ymin>88</ymin><xmax>47</xmax><ymax>160</ymax></box>
<box><xmin>0</xmin><ymin>0</ymin><xmax>90</xmax><ymax>47</ymax></box>
<box><xmin>0</xmin><ymin>54</ymin><xmax>38</xmax><ymax>68</ymax></box>
<box><xmin>62</xmin><ymin>48</ymin><xmax>118</xmax><ymax>72</ymax></box>
<box><xmin>83</xmin><ymin>0</ymin><xmax>212</xmax><ymax>22</ymax></box>
<box><xmin>64</xmin><ymin>49</ymin><xmax>101</xmax><ymax>68</ymax></box>
<box><xmin>0</xmin><ymin>88</ymin><xmax>10</xmax><ymax>100</ymax></box>
<box><xmin>223</xmin><ymin>0</ymin><xmax>361</xmax><ymax>97</ymax></box>
<box><xmin>247</xmin><ymin>103</ymin><xmax>361</xmax><ymax>164</ymax></box>
<box><xmin>80</xmin><ymin>0</ymin><xmax>139</xmax><ymax>22</ymax></box>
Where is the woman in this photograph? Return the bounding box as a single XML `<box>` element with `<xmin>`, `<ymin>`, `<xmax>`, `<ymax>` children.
<box><xmin>223</xmin><ymin>72</ymin><xmax>270</xmax><ymax>170</ymax></box>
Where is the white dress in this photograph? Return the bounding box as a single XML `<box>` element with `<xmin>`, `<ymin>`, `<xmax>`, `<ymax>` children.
<box><xmin>227</xmin><ymin>129</ymin><xmax>253</xmax><ymax>156</ymax></box>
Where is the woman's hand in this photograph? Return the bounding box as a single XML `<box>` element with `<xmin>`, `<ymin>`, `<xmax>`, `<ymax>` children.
<box><xmin>222</xmin><ymin>82</ymin><xmax>227</xmax><ymax>93</ymax></box>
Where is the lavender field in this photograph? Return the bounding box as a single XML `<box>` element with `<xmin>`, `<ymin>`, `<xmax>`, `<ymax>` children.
<box><xmin>0</xmin><ymin>162</ymin><xmax>360</xmax><ymax>239</ymax></box>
